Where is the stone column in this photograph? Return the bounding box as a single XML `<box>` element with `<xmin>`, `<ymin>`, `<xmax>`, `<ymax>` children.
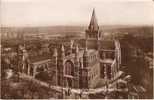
<box><xmin>116</xmin><ymin>58</ymin><xmax>118</xmax><ymax>72</ymax></box>
<box><xmin>113</xmin><ymin>65</ymin><xmax>115</xmax><ymax>80</ymax></box>
<box><xmin>104</xmin><ymin>64</ymin><xmax>108</xmax><ymax>80</ymax></box>
<box><xmin>114</xmin><ymin>63</ymin><xmax>117</xmax><ymax>80</ymax></box>
<box><xmin>111</xmin><ymin>66</ymin><xmax>114</xmax><ymax>80</ymax></box>
<box><xmin>27</xmin><ymin>64</ymin><xmax>30</xmax><ymax>75</ymax></box>
<box><xmin>22</xmin><ymin>62</ymin><xmax>25</xmax><ymax>73</ymax></box>
<box><xmin>115</xmin><ymin>65</ymin><xmax>117</xmax><ymax>79</ymax></box>
<box><xmin>113</xmin><ymin>67</ymin><xmax>115</xmax><ymax>80</ymax></box>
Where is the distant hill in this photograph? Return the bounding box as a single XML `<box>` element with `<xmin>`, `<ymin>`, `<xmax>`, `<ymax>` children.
<box><xmin>1</xmin><ymin>25</ymin><xmax>153</xmax><ymax>37</ymax></box>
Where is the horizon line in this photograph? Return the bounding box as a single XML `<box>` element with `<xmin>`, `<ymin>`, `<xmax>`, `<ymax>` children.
<box><xmin>1</xmin><ymin>24</ymin><xmax>153</xmax><ymax>28</ymax></box>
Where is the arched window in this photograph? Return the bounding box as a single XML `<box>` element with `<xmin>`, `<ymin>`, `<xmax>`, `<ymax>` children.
<box><xmin>65</xmin><ymin>60</ymin><xmax>74</xmax><ymax>76</ymax></box>
<box><xmin>100</xmin><ymin>64</ymin><xmax>105</xmax><ymax>78</ymax></box>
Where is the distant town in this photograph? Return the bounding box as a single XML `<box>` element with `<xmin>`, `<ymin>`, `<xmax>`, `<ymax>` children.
<box><xmin>1</xmin><ymin>9</ymin><xmax>153</xmax><ymax>99</ymax></box>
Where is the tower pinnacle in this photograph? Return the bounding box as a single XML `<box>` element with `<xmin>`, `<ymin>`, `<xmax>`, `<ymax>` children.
<box><xmin>53</xmin><ymin>48</ymin><xmax>58</xmax><ymax>57</ymax></box>
<box><xmin>75</xmin><ymin>44</ymin><xmax>79</xmax><ymax>53</ymax></box>
<box><xmin>61</xmin><ymin>44</ymin><xmax>65</xmax><ymax>52</ymax></box>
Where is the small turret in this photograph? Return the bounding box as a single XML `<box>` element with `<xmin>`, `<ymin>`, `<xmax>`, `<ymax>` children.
<box><xmin>61</xmin><ymin>44</ymin><xmax>65</xmax><ymax>58</ymax></box>
<box><xmin>75</xmin><ymin>45</ymin><xmax>79</xmax><ymax>62</ymax></box>
<box><xmin>83</xmin><ymin>40</ymin><xmax>88</xmax><ymax>56</ymax></box>
<box><xmin>61</xmin><ymin>44</ymin><xmax>65</xmax><ymax>52</ymax></box>
<box><xmin>53</xmin><ymin>48</ymin><xmax>58</xmax><ymax>57</ymax></box>
<box><xmin>70</xmin><ymin>40</ymin><xmax>74</xmax><ymax>49</ymax></box>
<box><xmin>83</xmin><ymin>41</ymin><xmax>88</xmax><ymax>67</ymax></box>
<box><xmin>75</xmin><ymin>44</ymin><xmax>79</xmax><ymax>54</ymax></box>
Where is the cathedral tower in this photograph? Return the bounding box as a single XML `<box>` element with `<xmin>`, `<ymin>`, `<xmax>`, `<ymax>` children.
<box><xmin>85</xmin><ymin>8</ymin><xmax>101</xmax><ymax>50</ymax></box>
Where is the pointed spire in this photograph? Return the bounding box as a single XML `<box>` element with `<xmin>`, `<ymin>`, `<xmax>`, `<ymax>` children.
<box><xmin>61</xmin><ymin>44</ymin><xmax>65</xmax><ymax>58</ymax></box>
<box><xmin>88</xmin><ymin>8</ymin><xmax>99</xmax><ymax>31</ymax></box>
<box><xmin>75</xmin><ymin>44</ymin><xmax>79</xmax><ymax>53</ymax></box>
<box><xmin>70</xmin><ymin>40</ymin><xmax>74</xmax><ymax>49</ymax></box>
<box><xmin>61</xmin><ymin>44</ymin><xmax>65</xmax><ymax>52</ymax></box>
<box><xmin>53</xmin><ymin>48</ymin><xmax>58</xmax><ymax>57</ymax></box>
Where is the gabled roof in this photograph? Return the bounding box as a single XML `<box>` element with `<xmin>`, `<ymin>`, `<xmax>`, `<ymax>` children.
<box><xmin>88</xmin><ymin>8</ymin><xmax>99</xmax><ymax>31</ymax></box>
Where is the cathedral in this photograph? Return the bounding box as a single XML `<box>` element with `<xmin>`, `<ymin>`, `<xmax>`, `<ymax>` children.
<box><xmin>17</xmin><ymin>9</ymin><xmax>121</xmax><ymax>89</ymax></box>
<box><xmin>51</xmin><ymin>9</ymin><xmax>121</xmax><ymax>89</ymax></box>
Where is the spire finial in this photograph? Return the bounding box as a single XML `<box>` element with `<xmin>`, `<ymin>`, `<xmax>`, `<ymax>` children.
<box><xmin>92</xmin><ymin>8</ymin><xmax>95</xmax><ymax>15</ymax></box>
<box><xmin>88</xmin><ymin>8</ymin><xmax>99</xmax><ymax>31</ymax></box>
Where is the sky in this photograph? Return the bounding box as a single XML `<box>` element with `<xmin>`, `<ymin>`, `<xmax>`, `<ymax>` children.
<box><xmin>1</xmin><ymin>0</ymin><xmax>154</xmax><ymax>27</ymax></box>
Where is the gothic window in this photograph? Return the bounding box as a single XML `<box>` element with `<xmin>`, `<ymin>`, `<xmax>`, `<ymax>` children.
<box><xmin>24</xmin><ymin>61</ymin><xmax>29</xmax><ymax>74</ymax></box>
<box><xmin>88</xmin><ymin>76</ymin><xmax>90</xmax><ymax>81</ymax></box>
<box><xmin>82</xmin><ymin>71</ymin><xmax>87</xmax><ymax>77</ymax></box>
<box><xmin>91</xmin><ymin>25</ymin><xmax>94</xmax><ymax>30</ymax></box>
<box><xmin>80</xmin><ymin>62</ymin><xmax>82</xmax><ymax>68</ymax></box>
<box><xmin>79</xmin><ymin>58</ymin><xmax>82</xmax><ymax>67</ymax></box>
<box><xmin>100</xmin><ymin>64</ymin><xmax>105</xmax><ymax>78</ymax></box>
<box><xmin>89</xmin><ymin>34</ymin><xmax>91</xmax><ymax>38</ymax></box>
<box><xmin>65</xmin><ymin>61</ymin><xmax>74</xmax><ymax>76</ymax></box>
<box><xmin>30</xmin><ymin>66</ymin><xmax>33</xmax><ymax>76</ymax></box>
<box><xmin>107</xmin><ymin>65</ymin><xmax>111</xmax><ymax>79</ymax></box>
<box><xmin>58</xmin><ymin>76</ymin><xmax>61</xmax><ymax>86</ymax></box>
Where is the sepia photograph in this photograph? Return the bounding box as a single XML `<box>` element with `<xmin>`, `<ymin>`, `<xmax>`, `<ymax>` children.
<box><xmin>0</xmin><ymin>0</ymin><xmax>154</xmax><ymax>99</ymax></box>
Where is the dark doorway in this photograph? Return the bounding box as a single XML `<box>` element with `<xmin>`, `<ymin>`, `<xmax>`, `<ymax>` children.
<box><xmin>100</xmin><ymin>64</ymin><xmax>105</xmax><ymax>78</ymax></box>
<box><xmin>66</xmin><ymin>78</ymin><xmax>72</xmax><ymax>88</ymax></box>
